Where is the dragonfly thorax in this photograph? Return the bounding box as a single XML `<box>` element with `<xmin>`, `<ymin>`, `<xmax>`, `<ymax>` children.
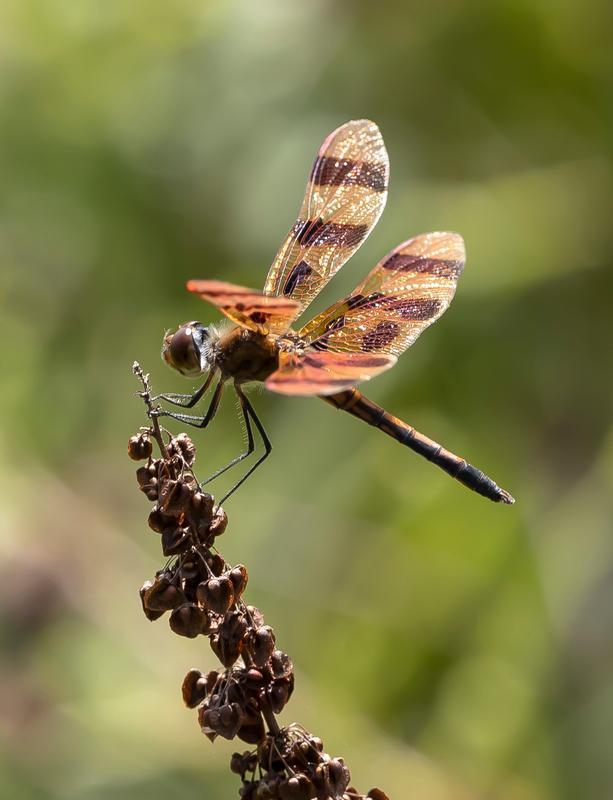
<box><xmin>216</xmin><ymin>326</ymin><xmax>280</xmax><ymax>383</ymax></box>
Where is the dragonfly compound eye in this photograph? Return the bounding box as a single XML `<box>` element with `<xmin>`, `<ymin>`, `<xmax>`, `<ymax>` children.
<box><xmin>162</xmin><ymin>322</ymin><xmax>207</xmax><ymax>376</ymax></box>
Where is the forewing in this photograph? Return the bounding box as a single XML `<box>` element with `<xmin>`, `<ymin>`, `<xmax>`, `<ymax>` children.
<box><xmin>297</xmin><ymin>232</ymin><xmax>465</xmax><ymax>356</ymax></box>
<box><xmin>265</xmin><ymin>351</ymin><xmax>396</xmax><ymax>396</ymax></box>
<box><xmin>264</xmin><ymin>119</ymin><xmax>389</xmax><ymax>323</ymax></box>
<box><xmin>187</xmin><ymin>280</ymin><xmax>299</xmax><ymax>334</ymax></box>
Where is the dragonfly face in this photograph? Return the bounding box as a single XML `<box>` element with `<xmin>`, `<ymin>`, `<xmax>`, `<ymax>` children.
<box><xmin>162</xmin><ymin>321</ymin><xmax>212</xmax><ymax>377</ymax></box>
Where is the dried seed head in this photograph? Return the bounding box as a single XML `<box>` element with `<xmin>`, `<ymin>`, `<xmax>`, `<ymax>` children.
<box><xmin>128</xmin><ymin>433</ymin><xmax>153</xmax><ymax>460</ymax></box>
<box><xmin>169</xmin><ymin>603</ymin><xmax>210</xmax><ymax>638</ymax></box>
<box><xmin>182</xmin><ymin>668</ymin><xmax>210</xmax><ymax>708</ymax></box>
<box><xmin>197</xmin><ymin>576</ymin><xmax>235</xmax><ymax>615</ymax></box>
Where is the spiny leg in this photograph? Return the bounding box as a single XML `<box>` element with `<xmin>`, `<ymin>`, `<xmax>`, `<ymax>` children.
<box><xmin>155</xmin><ymin>378</ymin><xmax>224</xmax><ymax>429</ymax></box>
<box><xmin>153</xmin><ymin>370</ymin><xmax>216</xmax><ymax>409</ymax></box>
<box><xmin>217</xmin><ymin>384</ymin><xmax>272</xmax><ymax>506</ymax></box>
<box><xmin>200</xmin><ymin>390</ymin><xmax>255</xmax><ymax>487</ymax></box>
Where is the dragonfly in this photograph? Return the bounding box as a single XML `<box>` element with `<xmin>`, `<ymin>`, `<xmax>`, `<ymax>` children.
<box><xmin>157</xmin><ymin>119</ymin><xmax>514</xmax><ymax>506</ymax></box>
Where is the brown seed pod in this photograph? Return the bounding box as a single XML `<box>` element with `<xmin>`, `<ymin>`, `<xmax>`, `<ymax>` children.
<box><xmin>136</xmin><ymin>464</ymin><xmax>159</xmax><ymax>501</ymax></box>
<box><xmin>242</xmin><ymin>668</ymin><xmax>265</xmax><ymax>692</ymax></box>
<box><xmin>269</xmin><ymin>678</ymin><xmax>293</xmax><ymax>714</ymax></box>
<box><xmin>279</xmin><ymin>774</ymin><xmax>314</xmax><ymax>800</ymax></box>
<box><xmin>250</xmin><ymin>625</ymin><xmax>276</xmax><ymax>668</ymax></box>
<box><xmin>188</xmin><ymin>491</ymin><xmax>215</xmax><ymax>533</ymax></box>
<box><xmin>366</xmin><ymin>790</ymin><xmax>390</xmax><ymax>800</ymax></box>
<box><xmin>207</xmin><ymin>553</ymin><xmax>226</xmax><ymax>576</ymax></box>
<box><xmin>229</xmin><ymin>564</ymin><xmax>248</xmax><ymax>598</ymax></box>
<box><xmin>160</xmin><ymin>479</ymin><xmax>194</xmax><ymax>515</ymax></box>
<box><xmin>312</xmin><ymin>758</ymin><xmax>350</xmax><ymax>799</ymax></box>
<box><xmin>128</xmin><ymin>433</ymin><xmax>153</xmax><ymax>460</ymax></box>
<box><xmin>197</xmin><ymin>576</ymin><xmax>235</xmax><ymax>615</ymax></box>
<box><xmin>179</xmin><ymin>554</ymin><xmax>204</xmax><ymax>582</ymax></box>
<box><xmin>139</xmin><ymin>580</ymin><xmax>165</xmax><ymax>621</ymax></box>
<box><xmin>168</xmin><ymin>433</ymin><xmax>196</xmax><ymax>466</ymax></box>
<box><xmin>200</xmin><ymin>701</ymin><xmax>244</xmax><ymax>740</ymax></box>
<box><xmin>257</xmin><ymin>736</ymin><xmax>286</xmax><ymax>773</ymax></box>
<box><xmin>209</xmin><ymin>507</ymin><xmax>228</xmax><ymax>538</ymax></box>
<box><xmin>270</xmin><ymin>650</ymin><xmax>293</xmax><ymax>681</ymax></box>
<box><xmin>246</xmin><ymin>605</ymin><xmax>265</xmax><ymax>628</ymax></box>
<box><xmin>169</xmin><ymin>603</ymin><xmax>210</xmax><ymax>638</ymax></box>
<box><xmin>211</xmin><ymin>610</ymin><xmax>248</xmax><ymax>667</ymax></box>
<box><xmin>182</xmin><ymin>668</ymin><xmax>210</xmax><ymax>708</ymax></box>
<box><xmin>210</xmin><ymin>635</ymin><xmax>242</xmax><ymax>669</ymax></box>
<box><xmin>204</xmin><ymin>669</ymin><xmax>221</xmax><ymax>695</ymax></box>
<box><xmin>230</xmin><ymin>750</ymin><xmax>258</xmax><ymax>777</ymax></box>
<box><xmin>144</xmin><ymin>574</ymin><xmax>185</xmax><ymax>612</ymax></box>
<box><xmin>147</xmin><ymin>506</ymin><xmax>177</xmax><ymax>533</ymax></box>
<box><xmin>236</xmin><ymin>710</ymin><xmax>266</xmax><ymax>745</ymax></box>
<box><xmin>161</xmin><ymin>526</ymin><xmax>191</xmax><ymax>557</ymax></box>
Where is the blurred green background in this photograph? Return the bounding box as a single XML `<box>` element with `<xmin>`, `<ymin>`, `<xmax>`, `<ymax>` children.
<box><xmin>1</xmin><ymin>1</ymin><xmax>612</xmax><ymax>798</ymax></box>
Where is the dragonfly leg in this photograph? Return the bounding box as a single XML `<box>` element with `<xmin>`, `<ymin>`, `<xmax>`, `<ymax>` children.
<box><xmin>153</xmin><ymin>370</ymin><xmax>216</xmax><ymax>408</ymax></box>
<box><xmin>155</xmin><ymin>378</ymin><xmax>224</xmax><ymax>428</ymax></box>
<box><xmin>200</xmin><ymin>389</ymin><xmax>255</xmax><ymax>487</ymax></box>
<box><xmin>216</xmin><ymin>384</ymin><xmax>272</xmax><ymax>506</ymax></box>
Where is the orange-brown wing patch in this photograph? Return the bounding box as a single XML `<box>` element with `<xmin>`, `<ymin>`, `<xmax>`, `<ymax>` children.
<box><xmin>265</xmin><ymin>351</ymin><xmax>396</xmax><ymax>396</ymax></box>
<box><xmin>187</xmin><ymin>280</ymin><xmax>299</xmax><ymax>334</ymax></box>
<box><xmin>297</xmin><ymin>232</ymin><xmax>465</xmax><ymax>356</ymax></box>
<box><xmin>264</xmin><ymin>119</ymin><xmax>389</xmax><ymax>323</ymax></box>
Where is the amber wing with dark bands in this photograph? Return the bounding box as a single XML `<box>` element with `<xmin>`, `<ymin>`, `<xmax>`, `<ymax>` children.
<box><xmin>265</xmin><ymin>351</ymin><xmax>396</xmax><ymax>396</ymax></box>
<box><xmin>186</xmin><ymin>280</ymin><xmax>300</xmax><ymax>334</ymax></box>
<box><xmin>297</xmin><ymin>231</ymin><xmax>465</xmax><ymax>357</ymax></box>
<box><xmin>264</xmin><ymin>119</ymin><xmax>389</xmax><ymax>326</ymax></box>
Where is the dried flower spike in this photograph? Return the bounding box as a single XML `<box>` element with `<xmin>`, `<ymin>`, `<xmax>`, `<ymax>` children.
<box><xmin>130</xmin><ymin>363</ymin><xmax>388</xmax><ymax>799</ymax></box>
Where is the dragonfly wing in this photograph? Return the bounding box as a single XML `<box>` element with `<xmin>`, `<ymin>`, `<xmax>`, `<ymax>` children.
<box><xmin>264</xmin><ymin>120</ymin><xmax>389</xmax><ymax>324</ymax></box>
<box><xmin>187</xmin><ymin>279</ymin><xmax>299</xmax><ymax>334</ymax></box>
<box><xmin>296</xmin><ymin>232</ymin><xmax>465</xmax><ymax>356</ymax></box>
<box><xmin>265</xmin><ymin>351</ymin><xmax>396</xmax><ymax>396</ymax></box>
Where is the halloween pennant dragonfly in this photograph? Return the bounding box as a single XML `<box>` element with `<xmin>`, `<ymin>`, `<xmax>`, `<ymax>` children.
<box><xmin>158</xmin><ymin>119</ymin><xmax>514</xmax><ymax>506</ymax></box>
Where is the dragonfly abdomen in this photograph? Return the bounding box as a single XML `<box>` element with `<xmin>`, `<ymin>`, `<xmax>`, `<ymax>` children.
<box><xmin>322</xmin><ymin>389</ymin><xmax>514</xmax><ymax>504</ymax></box>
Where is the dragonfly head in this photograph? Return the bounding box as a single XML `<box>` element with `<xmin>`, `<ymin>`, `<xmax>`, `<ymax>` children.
<box><xmin>162</xmin><ymin>321</ymin><xmax>213</xmax><ymax>377</ymax></box>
